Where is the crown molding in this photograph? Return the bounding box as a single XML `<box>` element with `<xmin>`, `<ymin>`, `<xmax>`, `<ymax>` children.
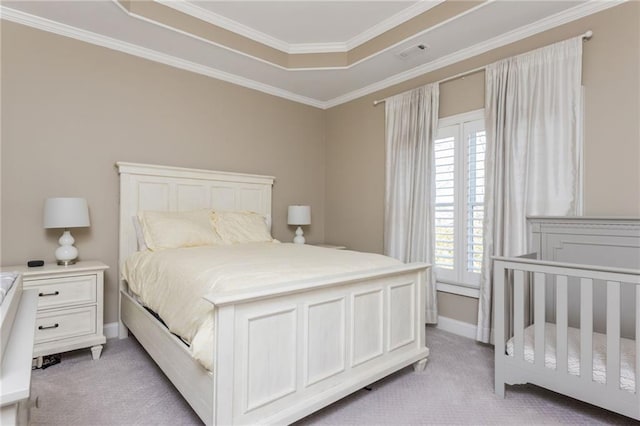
<box><xmin>120</xmin><ymin>0</ymin><xmax>487</xmax><ymax>71</ymax></box>
<box><xmin>155</xmin><ymin>0</ymin><xmax>445</xmax><ymax>55</ymax></box>
<box><xmin>344</xmin><ymin>0</ymin><xmax>446</xmax><ymax>51</ymax></box>
<box><xmin>156</xmin><ymin>0</ymin><xmax>345</xmax><ymax>54</ymax></box>
<box><xmin>114</xmin><ymin>0</ymin><xmax>299</xmax><ymax>72</ymax></box>
<box><xmin>288</xmin><ymin>1</ymin><xmax>446</xmax><ymax>54</ymax></box>
<box><xmin>0</xmin><ymin>6</ymin><xmax>326</xmax><ymax>109</ymax></box>
<box><xmin>340</xmin><ymin>1</ymin><xmax>489</xmax><ymax>71</ymax></box>
<box><xmin>154</xmin><ymin>0</ymin><xmax>292</xmax><ymax>53</ymax></box>
<box><xmin>323</xmin><ymin>0</ymin><xmax>626</xmax><ymax>108</ymax></box>
<box><xmin>1</xmin><ymin>0</ymin><xmax>626</xmax><ymax>110</ymax></box>
<box><xmin>287</xmin><ymin>42</ymin><xmax>348</xmax><ymax>55</ymax></box>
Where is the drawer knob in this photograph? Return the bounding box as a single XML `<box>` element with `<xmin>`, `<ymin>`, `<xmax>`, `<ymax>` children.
<box><xmin>39</xmin><ymin>290</ymin><xmax>60</xmax><ymax>297</ymax></box>
<box><xmin>38</xmin><ymin>323</ymin><xmax>59</xmax><ymax>330</ymax></box>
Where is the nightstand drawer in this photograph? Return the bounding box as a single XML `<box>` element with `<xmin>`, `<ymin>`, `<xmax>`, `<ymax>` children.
<box><xmin>35</xmin><ymin>306</ymin><xmax>96</xmax><ymax>344</ymax></box>
<box><xmin>30</xmin><ymin>275</ymin><xmax>97</xmax><ymax>310</ymax></box>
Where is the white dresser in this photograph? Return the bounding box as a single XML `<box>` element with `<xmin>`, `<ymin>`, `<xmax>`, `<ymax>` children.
<box><xmin>2</xmin><ymin>261</ymin><xmax>108</xmax><ymax>363</ymax></box>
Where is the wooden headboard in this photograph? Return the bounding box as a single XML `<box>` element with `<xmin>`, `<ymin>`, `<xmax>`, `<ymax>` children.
<box><xmin>116</xmin><ymin>162</ymin><xmax>275</xmax><ymax>271</ymax></box>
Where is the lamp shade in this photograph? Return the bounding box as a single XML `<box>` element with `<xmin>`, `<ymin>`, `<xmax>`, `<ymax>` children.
<box><xmin>287</xmin><ymin>205</ymin><xmax>311</xmax><ymax>226</ymax></box>
<box><xmin>44</xmin><ymin>198</ymin><xmax>90</xmax><ymax>229</ymax></box>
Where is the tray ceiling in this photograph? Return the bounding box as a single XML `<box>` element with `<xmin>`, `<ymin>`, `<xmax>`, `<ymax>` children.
<box><xmin>184</xmin><ymin>1</ymin><xmax>428</xmax><ymax>48</ymax></box>
<box><xmin>1</xmin><ymin>1</ymin><xmax>622</xmax><ymax>109</ymax></box>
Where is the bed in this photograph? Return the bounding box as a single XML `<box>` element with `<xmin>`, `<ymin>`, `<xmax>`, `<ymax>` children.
<box><xmin>494</xmin><ymin>217</ymin><xmax>640</xmax><ymax>420</ymax></box>
<box><xmin>116</xmin><ymin>162</ymin><xmax>430</xmax><ymax>425</ymax></box>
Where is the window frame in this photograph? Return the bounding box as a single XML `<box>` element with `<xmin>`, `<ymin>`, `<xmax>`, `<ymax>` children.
<box><xmin>433</xmin><ymin>109</ymin><xmax>485</xmax><ymax>299</ymax></box>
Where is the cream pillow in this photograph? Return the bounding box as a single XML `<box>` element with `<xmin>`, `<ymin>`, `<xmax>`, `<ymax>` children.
<box><xmin>132</xmin><ymin>216</ymin><xmax>148</xmax><ymax>251</ymax></box>
<box><xmin>138</xmin><ymin>209</ymin><xmax>223</xmax><ymax>251</ymax></box>
<box><xmin>211</xmin><ymin>210</ymin><xmax>273</xmax><ymax>244</ymax></box>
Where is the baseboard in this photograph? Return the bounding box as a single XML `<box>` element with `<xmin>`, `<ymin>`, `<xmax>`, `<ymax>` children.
<box><xmin>435</xmin><ymin>316</ymin><xmax>477</xmax><ymax>340</ymax></box>
<box><xmin>104</xmin><ymin>322</ymin><xmax>119</xmax><ymax>340</ymax></box>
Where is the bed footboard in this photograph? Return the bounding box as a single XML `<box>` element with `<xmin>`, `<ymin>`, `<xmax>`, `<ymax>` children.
<box><xmin>207</xmin><ymin>263</ymin><xmax>429</xmax><ymax>425</ymax></box>
<box><xmin>493</xmin><ymin>256</ymin><xmax>640</xmax><ymax>420</ymax></box>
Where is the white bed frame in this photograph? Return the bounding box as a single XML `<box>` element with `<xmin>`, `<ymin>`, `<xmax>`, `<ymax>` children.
<box><xmin>494</xmin><ymin>217</ymin><xmax>640</xmax><ymax>420</ymax></box>
<box><xmin>117</xmin><ymin>162</ymin><xmax>430</xmax><ymax>425</ymax></box>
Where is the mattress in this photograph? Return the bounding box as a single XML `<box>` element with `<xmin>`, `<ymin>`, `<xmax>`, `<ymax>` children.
<box><xmin>122</xmin><ymin>242</ymin><xmax>401</xmax><ymax>371</ymax></box>
<box><xmin>506</xmin><ymin>322</ymin><xmax>635</xmax><ymax>392</ymax></box>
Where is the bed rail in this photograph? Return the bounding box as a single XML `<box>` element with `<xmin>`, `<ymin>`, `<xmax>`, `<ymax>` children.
<box><xmin>494</xmin><ymin>255</ymin><xmax>640</xmax><ymax>419</ymax></box>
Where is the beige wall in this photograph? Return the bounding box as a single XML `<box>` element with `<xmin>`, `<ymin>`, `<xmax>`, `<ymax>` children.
<box><xmin>1</xmin><ymin>3</ymin><xmax>638</xmax><ymax>330</ymax></box>
<box><xmin>1</xmin><ymin>22</ymin><xmax>327</xmax><ymax>325</ymax></box>
<box><xmin>437</xmin><ymin>292</ymin><xmax>478</xmax><ymax>325</ymax></box>
<box><xmin>325</xmin><ymin>3</ymin><xmax>640</xmax><ymax>325</ymax></box>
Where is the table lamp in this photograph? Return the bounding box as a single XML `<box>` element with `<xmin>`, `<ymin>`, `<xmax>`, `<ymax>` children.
<box><xmin>287</xmin><ymin>205</ymin><xmax>311</xmax><ymax>244</ymax></box>
<box><xmin>44</xmin><ymin>197</ymin><xmax>90</xmax><ymax>266</ymax></box>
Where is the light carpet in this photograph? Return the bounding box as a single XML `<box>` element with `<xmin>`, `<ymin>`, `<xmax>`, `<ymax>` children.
<box><xmin>31</xmin><ymin>327</ymin><xmax>631</xmax><ymax>425</ymax></box>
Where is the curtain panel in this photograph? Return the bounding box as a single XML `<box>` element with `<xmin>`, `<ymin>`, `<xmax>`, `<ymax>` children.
<box><xmin>477</xmin><ymin>37</ymin><xmax>583</xmax><ymax>343</ymax></box>
<box><xmin>384</xmin><ymin>83</ymin><xmax>439</xmax><ymax>324</ymax></box>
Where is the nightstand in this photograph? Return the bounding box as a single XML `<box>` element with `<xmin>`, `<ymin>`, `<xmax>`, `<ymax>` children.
<box><xmin>1</xmin><ymin>261</ymin><xmax>108</xmax><ymax>363</ymax></box>
<box><xmin>312</xmin><ymin>243</ymin><xmax>347</xmax><ymax>250</ymax></box>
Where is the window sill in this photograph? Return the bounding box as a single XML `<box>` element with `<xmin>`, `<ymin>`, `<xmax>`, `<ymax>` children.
<box><xmin>436</xmin><ymin>281</ymin><xmax>480</xmax><ymax>299</ymax></box>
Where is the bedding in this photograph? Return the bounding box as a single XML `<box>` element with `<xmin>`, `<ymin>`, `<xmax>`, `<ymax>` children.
<box><xmin>132</xmin><ymin>217</ymin><xmax>148</xmax><ymax>252</ymax></box>
<box><xmin>506</xmin><ymin>322</ymin><xmax>635</xmax><ymax>392</ymax></box>
<box><xmin>138</xmin><ymin>209</ymin><xmax>223</xmax><ymax>251</ymax></box>
<box><xmin>122</xmin><ymin>242</ymin><xmax>401</xmax><ymax>370</ymax></box>
<box><xmin>211</xmin><ymin>210</ymin><xmax>274</xmax><ymax>244</ymax></box>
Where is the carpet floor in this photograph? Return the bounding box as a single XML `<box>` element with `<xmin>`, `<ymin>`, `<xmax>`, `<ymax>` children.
<box><xmin>31</xmin><ymin>327</ymin><xmax>632</xmax><ymax>425</ymax></box>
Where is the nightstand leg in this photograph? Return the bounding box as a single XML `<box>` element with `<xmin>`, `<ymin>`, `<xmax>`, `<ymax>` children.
<box><xmin>35</xmin><ymin>356</ymin><xmax>43</xmax><ymax>369</ymax></box>
<box><xmin>90</xmin><ymin>345</ymin><xmax>103</xmax><ymax>360</ymax></box>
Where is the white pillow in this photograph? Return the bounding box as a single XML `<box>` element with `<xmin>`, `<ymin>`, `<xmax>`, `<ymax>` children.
<box><xmin>211</xmin><ymin>210</ymin><xmax>273</xmax><ymax>244</ymax></box>
<box><xmin>132</xmin><ymin>216</ymin><xmax>148</xmax><ymax>251</ymax></box>
<box><xmin>138</xmin><ymin>209</ymin><xmax>223</xmax><ymax>251</ymax></box>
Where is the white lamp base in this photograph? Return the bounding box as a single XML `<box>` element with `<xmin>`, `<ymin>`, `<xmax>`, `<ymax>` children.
<box><xmin>55</xmin><ymin>229</ymin><xmax>79</xmax><ymax>266</ymax></box>
<box><xmin>293</xmin><ymin>226</ymin><xmax>306</xmax><ymax>244</ymax></box>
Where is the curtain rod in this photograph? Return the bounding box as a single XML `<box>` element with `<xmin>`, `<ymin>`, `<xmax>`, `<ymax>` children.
<box><xmin>373</xmin><ymin>30</ymin><xmax>593</xmax><ymax>107</ymax></box>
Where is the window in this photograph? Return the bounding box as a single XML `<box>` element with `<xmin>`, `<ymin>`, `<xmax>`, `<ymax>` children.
<box><xmin>434</xmin><ymin>110</ymin><xmax>485</xmax><ymax>295</ymax></box>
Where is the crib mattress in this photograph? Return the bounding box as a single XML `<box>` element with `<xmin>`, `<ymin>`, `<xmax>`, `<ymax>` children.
<box><xmin>506</xmin><ymin>322</ymin><xmax>635</xmax><ymax>392</ymax></box>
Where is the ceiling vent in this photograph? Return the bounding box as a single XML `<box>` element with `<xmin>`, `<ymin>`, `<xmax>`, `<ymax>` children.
<box><xmin>395</xmin><ymin>43</ymin><xmax>429</xmax><ymax>60</ymax></box>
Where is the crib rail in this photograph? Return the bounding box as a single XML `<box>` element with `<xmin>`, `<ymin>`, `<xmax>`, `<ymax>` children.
<box><xmin>493</xmin><ymin>255</ymin><xmax>640</xmax><ymax>419</ymax></box>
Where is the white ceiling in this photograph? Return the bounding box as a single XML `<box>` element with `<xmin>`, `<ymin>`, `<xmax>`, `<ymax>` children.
<box><xmin>189</xmin><ymin>1</ymin><xmax>421</xmax><ymax>45</ymax></box>
<box><xmin>1</xmin><ymin>1</ymin><xmax>620</xmax><ymax>109</ymax></box>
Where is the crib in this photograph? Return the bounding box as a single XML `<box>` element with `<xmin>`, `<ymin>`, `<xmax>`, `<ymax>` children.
<box><xmin>493</xmin><ymin>217</ymin><xmax>640</xmax><ymax>420</ymax></box>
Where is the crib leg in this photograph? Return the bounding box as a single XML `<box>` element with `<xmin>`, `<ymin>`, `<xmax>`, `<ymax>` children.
<box><xmin>495</xmin><ymin>380</ymin><xmax>505</xmax><ymax>398</ymax></box>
